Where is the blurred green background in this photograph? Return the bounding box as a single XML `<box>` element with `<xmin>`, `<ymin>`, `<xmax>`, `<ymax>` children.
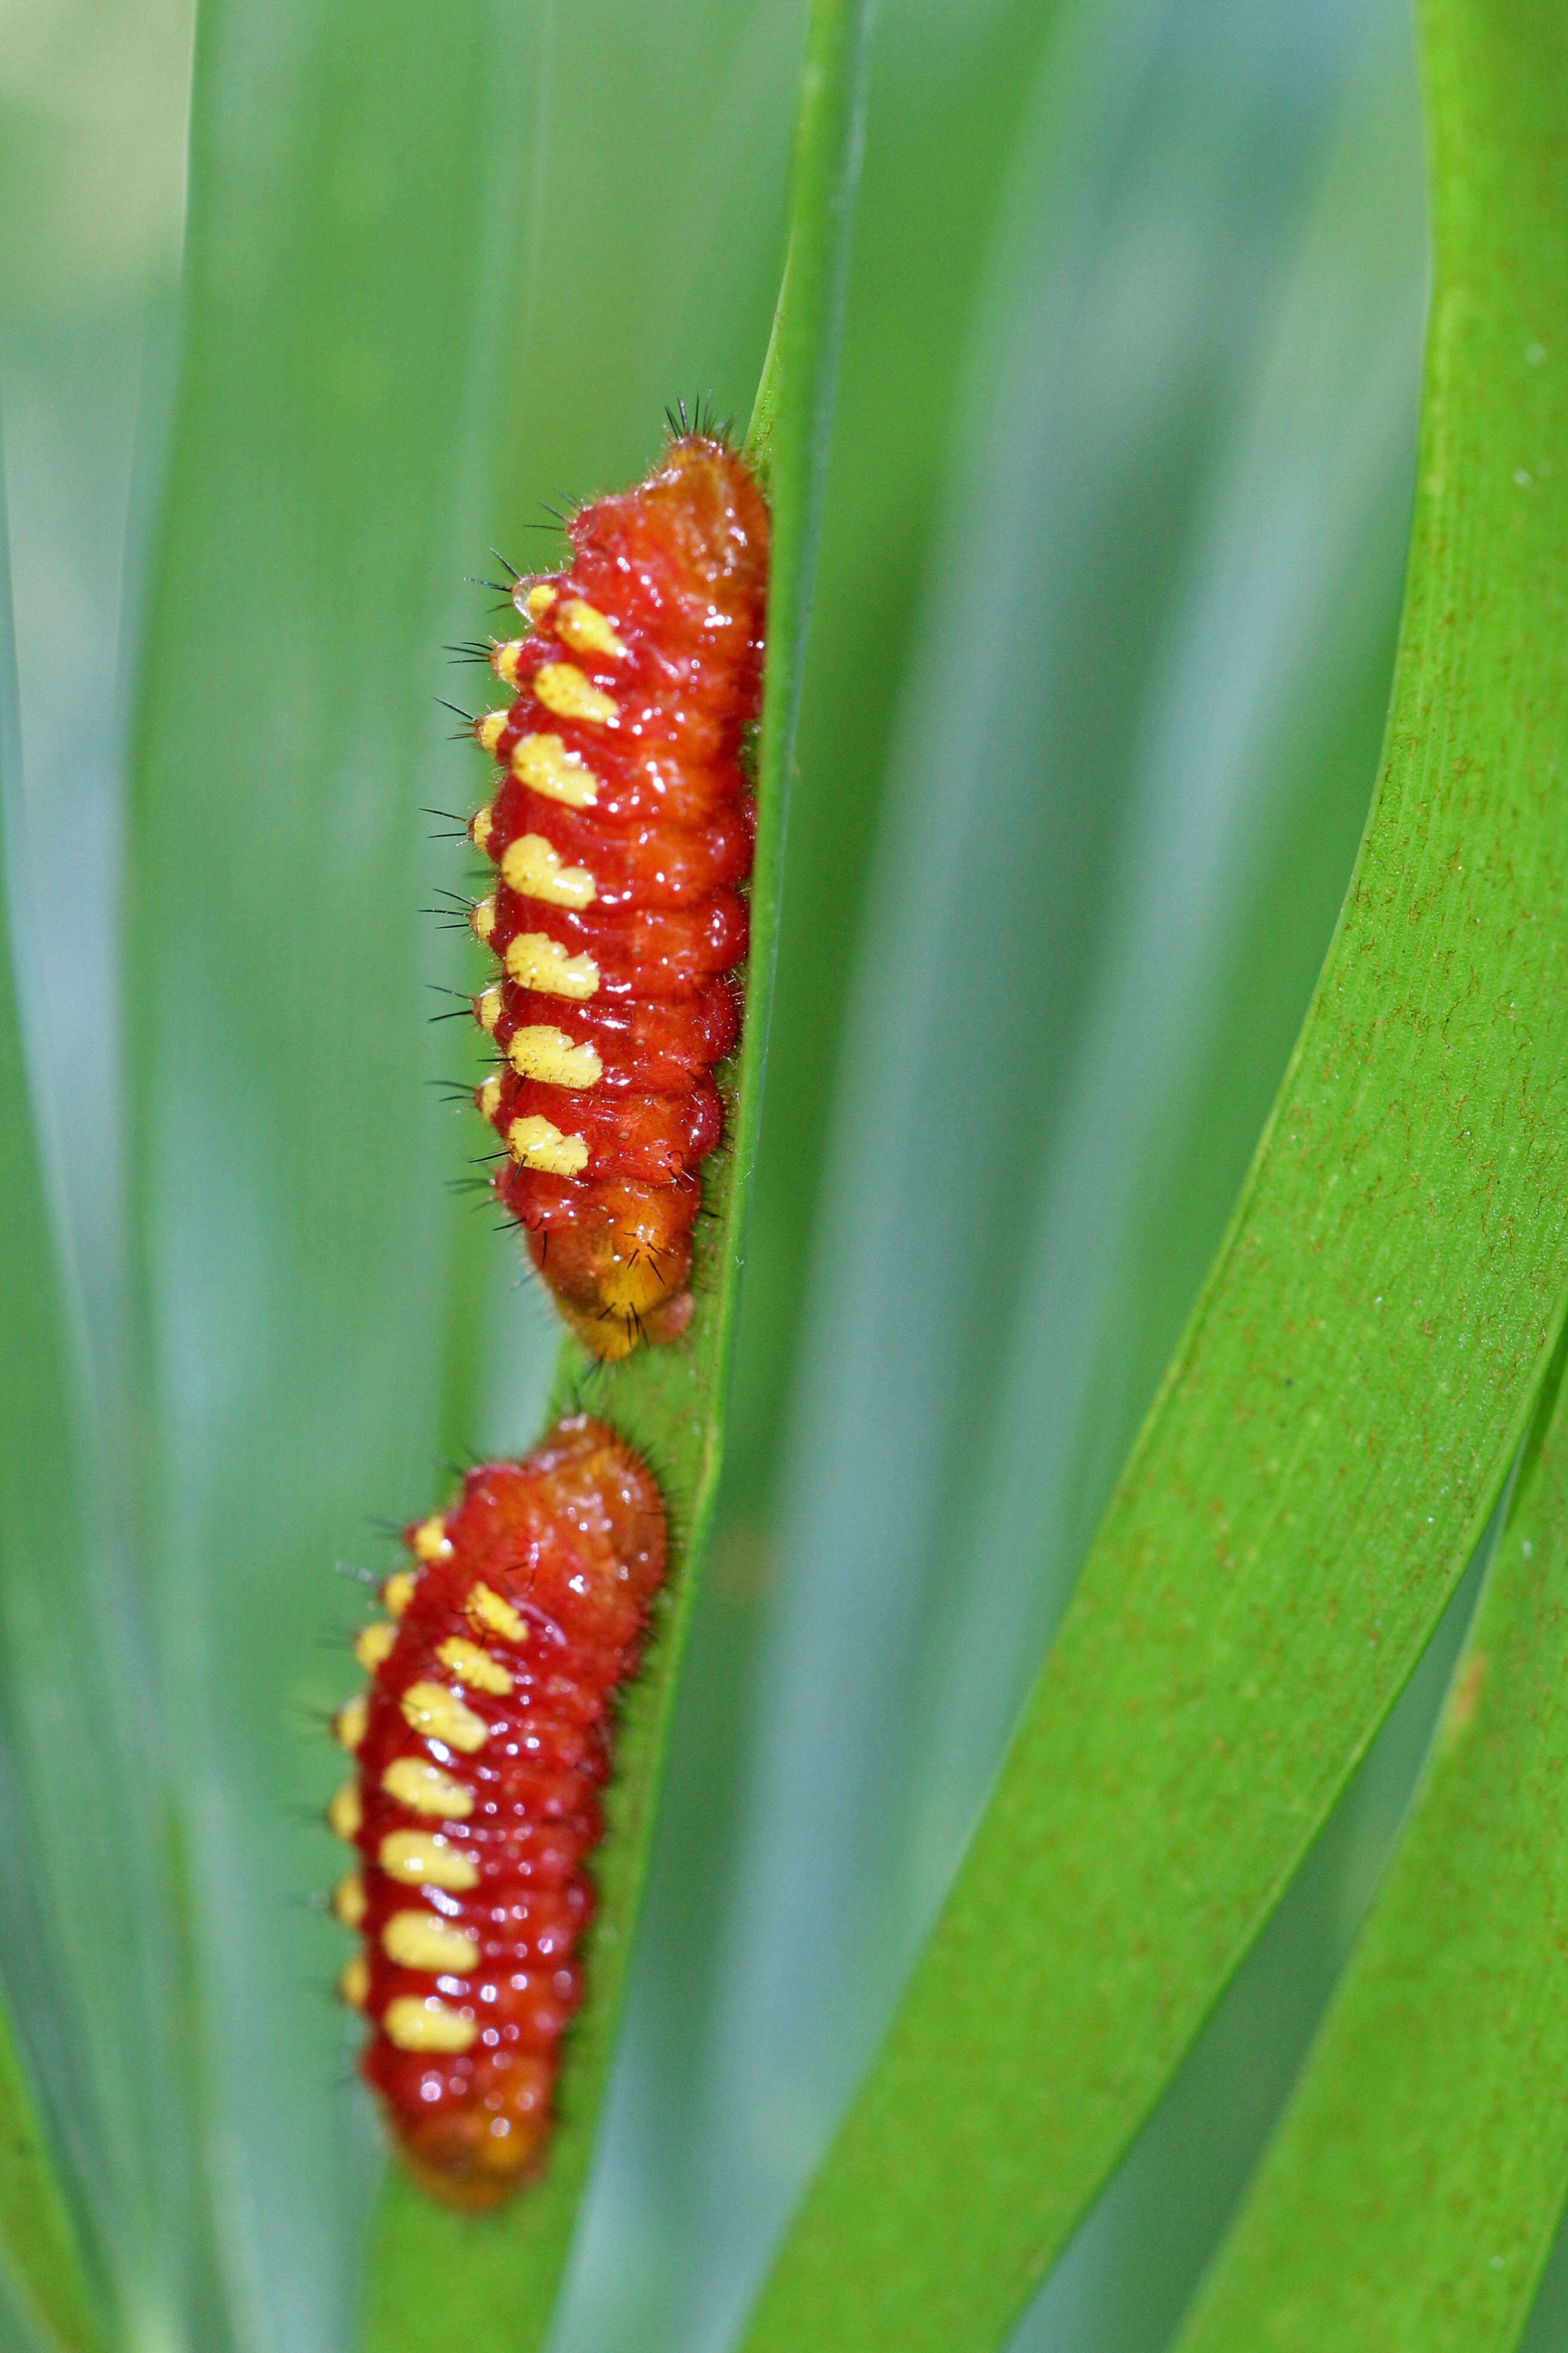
<box><xmin>7</xmin><ymin>0</ymin><xmax>1560</xmax><ymax>2348</ymax></box>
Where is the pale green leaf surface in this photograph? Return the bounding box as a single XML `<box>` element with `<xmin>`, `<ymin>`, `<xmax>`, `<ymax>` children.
<box><xmin>362</xmin><ymin>7</ymin><xmax>872</xmax><ymax>2347</ymax></box>
<box><xmin>739</xmin><ymin>0</ymin><xmax>1568</xmax><ymax>2339</ymax></box>
<box><xmin>0</xmin><ymin>404</ymin><xmax>164</xmax><ymax>2353</ymax></box>
<box><xmin>1170</xmin><ymin>1335</ymin><xmax>1568</xmax><ymax>2348</ymax></box>
<box><xmin>0</xmin><ymin>955</ymin><xmax>103</xmax><ymax>2353</ymax></box>
<box><xmin>126</xmin><ymin>6</ymin><xmax>555</xmax><ymax>2346</ymax></box>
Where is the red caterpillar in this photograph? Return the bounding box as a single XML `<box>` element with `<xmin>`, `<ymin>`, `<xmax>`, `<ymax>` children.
<box><xmin>326</xmin><ymin>1417</ymin><xmax>665</xmax><ymax>2209</ymax></box>
<box><xmin>462</xmin><ymin>430</ymin><xmax>768</xmax><ymax>1360</ymax></box>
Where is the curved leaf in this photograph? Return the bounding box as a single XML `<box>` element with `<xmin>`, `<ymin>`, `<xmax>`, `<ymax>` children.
<box><xmin>738</xmin><ymin>0</ymin><xmax>1568</xmax><ymax>2341</ymax></box>
<box><xmin>1171</xmin><ymin>1329</ymin><xmax>1568</xmax><ymax>2348</ymax></box>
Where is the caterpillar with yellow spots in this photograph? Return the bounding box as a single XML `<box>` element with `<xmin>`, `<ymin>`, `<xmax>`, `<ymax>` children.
<box><xmin>326</xmin><ymin>1416</ymin><xmax>665</xmax><ymax>2209</ymax></box>
<box><xmin>461</xmin><ymin>427</ymin><xmax>768</xmax><ymax>1360</ymax></box>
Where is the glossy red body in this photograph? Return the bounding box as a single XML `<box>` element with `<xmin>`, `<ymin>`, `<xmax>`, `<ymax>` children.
<box><xmin>497</xmin><ymin>783</ymin><xmax>755</xmax><ymax>907</ymax></box>
<box><xmin>342</xmin><ymin>1418</ymin><xmax>665</xmax><ymax>2209</ymax></box>
<box><xmin>491</xmin><ymin>977</ymin><xmax>741</xmax><ymax>1092</ymax></box>
<box><xmin>468</xmin><ymin>432</ymin><xmax>768</xmax><ymax>1357</ymax></box>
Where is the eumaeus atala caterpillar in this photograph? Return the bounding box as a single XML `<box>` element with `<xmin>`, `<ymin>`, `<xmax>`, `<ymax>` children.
<box><xmin>325</xmin><ymin>1416</ymin><xmax>664</xmax><ymax>2209</ymax></box>
<box><xmin>457</xmin><ymin>427</ymin><xmax>768</xmax><ymax>1360</ymax></box>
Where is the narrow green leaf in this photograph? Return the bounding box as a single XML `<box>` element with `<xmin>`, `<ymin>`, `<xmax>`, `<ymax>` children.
<box><xmin>0</xmin><ymin>413</ymin><xmax>109</xmax><ymax>2353</ymax></box>
<box><xmin>738</xmin><ymin>0</ymin><xmax>1568</xmax><ymax>2340</ymax></box>
<box><xmin>1171</xmin><ymin>1334</ymin><xmax>1568</xmax><ymax>2346</ymax></box>
<box><xmin>362</xmin><ymin>7</ymin><xmax>873</xmax><ymax>2345</ymax></box>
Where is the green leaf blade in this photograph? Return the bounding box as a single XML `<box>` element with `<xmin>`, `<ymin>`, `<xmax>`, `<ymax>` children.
<box><xmin>738</xmin><ymin>0</ymin><xmax>1568</xmax><ymax>2342</ymax></box>
<box><xmin>1171</xmin><ymin>1324</ymin><xmax>1568</xmax><ymax>2351</ymax></box>
<box><xmin>361</xmin><ymin>7</ymin><xmax>874</xmax><ymax>2347</ymax></box>
<box><xmin>124</xmin><ymin>3</ymin><xmax>556</xmax><ymax>2342</ymax></box>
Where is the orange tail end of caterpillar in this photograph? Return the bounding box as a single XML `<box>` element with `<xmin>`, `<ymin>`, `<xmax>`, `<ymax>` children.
<box><xmin>459</xmin><ymin>430</ymin><xmax>767</xmax><ymax>1357</ymax></box>
<box><xmin>324</xmin><ymin>1417</ymin><xmax>666</xmax><ymax>2208</ymax></box>
<box><xmin>503</xmin><ymin>1165</ymin><xmax>698</xmax><ymax>1361</ymax></box>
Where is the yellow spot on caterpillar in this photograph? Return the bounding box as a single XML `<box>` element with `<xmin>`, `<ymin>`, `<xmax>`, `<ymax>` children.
<box><xmin>492</xmin><ymin>641</ymin><xmax>526</xmax><ymax>687</ymax></box>
<box><xmin>508</xmin><ymin>1114</ymin><xmax>590</xmax><ymax>1178</ymax></box>
<box><xmin>331</xmin><ymin>1870</ymin><xmax>367</xmax><ymax>1929</ymax></box>
<box><xmin>379</xmin><ymin>1829</ymin><xmax>480</xmax><ymax>1890</ymax></box>
<box><xmin>471</xmin><ymin>895</ymin><xmax>497</xmax><ymax>944</ymax></box>
<box><xmin>354</xmin><ymin>1621</ymin><xmax>396</xmax><ymax>1673</ymax></box>
<box><xmin>478</xmin><ymin>711</ymin><xmax>509</xmax><ymax>756</ymax></box>
<box><xmin>333</xmin><ymin>1694</ymin><xmax>368</xmax><ymax>1753</ymax></box>
<box><xmin>477</xmin><ymin>984</ymin><xmax>503</xmax><ymax>1035</ymax></box>
<box><xmin>382</xmin><ymin>1756</ymin><xmax>474</xmax><ymax>1818</ymax></box>
<box><xmin>525</xmin><ymin>583</ymin><xmax>557</xmax><ymax>621</ymax></box>
<box><xmin>467</xmin><ymin>1581</ymin><xmax>527</xmax><ymax>1643</ymax></box>
<box><xmin>501</xmin><ymin>833</ymin><xmax>598</xmax><ymax>909</ymax></box>
<box><xmin>383</xmin><ymin>1569</ymin><xmax>417</xmax><ymax>1619</ymax></box>
<box><xmin>558</xmin><ymin>599</ymin><xmax>627</xmax><ymax>660</ymax></box>
<box><xmin>401</xmin><ymin>1681</ymin><xmax>488</xmax><ymax>1754</ymax></box>
<box><xmin>437</xmin><ymin>1636</ymin><xmax>513</xmax><ymax>1696</ymax></box>
<box><xmin>512</xmin><ymin>732</ymin><xmax>599</xmax><ymax>808</ymax></box>
<box><xmin>477</xmin><ymin>1074</ymin><xmax>503</xmax><ymax>1120</ymax></box>
<box><xmin>383</xmin><ymin>1909</ymin><xmax>480</xmax><ymax>1974</ymax></box>
<box><xmin>384</xmin><ymin>1996</ymin><xmax>477</xmax><ymax>2054</ymax></box>
<box><xmin>505</xmin><ymin>932</ymin><xmax>599</xmax><ymax>1001</ymax></box>
<box><xmin>410</xmin><ymin>1517</ymin><xmax>451</xmax><ymax>1565</ymax></box>
<box><xmin>534</xmin><ymin>662</ymin><xmax>618</xmax><ymax>725</ymax></box>
<box><xmin>338</xmin><ymin>1956</ymin><xmax>370</xmax><ymax>2011</ymax></box>
<box><xmin>470</xmin><ymin>803</ymin><xmax>494</xmax><ymax>854</ymax></box>
<box><xmin>327</xmin><ymin>1781</ymin><xmax>363</xmax><ymax>1843</ymax></box>
<box><xmin>508</xmin><ymin>1025</ymin><xmax>602</xmax><ymax>1088</ymax></box>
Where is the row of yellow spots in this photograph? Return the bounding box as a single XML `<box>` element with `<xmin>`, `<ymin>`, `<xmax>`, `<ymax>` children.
<box><xmin>329</xmin><ymin>1519</ymin><xmax>532</xmax><ymax>2056</ymax></box>
<box><xmin>470</xmin><ymin>592</ymin><xmax>627</xmax><ymax>949</ymax></box>
<box><xmin>469</xmin><ymin>732</ymin><xmax>605</xmax><ymax>1009</ymax></box>
<box><xmin>466</xmin><ymin>601</ymin><xmax>633</xmax><ymax>1182</ymax></box>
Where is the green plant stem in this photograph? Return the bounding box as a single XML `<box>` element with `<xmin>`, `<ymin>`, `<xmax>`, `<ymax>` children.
<box><xmin>361</xmin><ymin>5</ymin><xmax>873</xmax><ymax>2346</ymax></box>
<box><xmin>738</xmin><ymin>0</ymin><xmax>1568</xmax><ymax>2345</ymax></box>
